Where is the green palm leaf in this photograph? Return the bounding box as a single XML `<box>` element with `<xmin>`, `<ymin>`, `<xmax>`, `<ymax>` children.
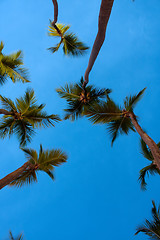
<box><xmin>9</xmin><ymin>231</ymin><xmax>23</xmax><ymax>240</ymax></box>
<box><xmin>124</xmin><ymin>88</ymin><xmax>146</xmax><ymax>111</ymax></box>
<box><xmin>0</xmin><ymin>89</ymin><xmax>60</xmax><ymax>146</ymax></box>
<box><xmin>48</xmin><ymin>23</ymin><xmax>89</xmax><ymax>56</ymax></box>
<box><xmin>57</xmin><ymin>78</ymin><xmax>111</xmax><ymax>120</ymax></box>
<box><xmin>0</xmin><ymin>42</ymin><xmax>29</xmax><ymax>84</ymax></box>
<box><xmin>135</xmin><ymin>201</ymin><xmax>160</xmax><ymax>239</ymax></box>
<box><xmin>138</xmin><ymin>139</ymin><xmax>160</xmax><ymax>190</ymax></box>
<box><xmin>10</xmin><ymin>145</ymin><xmax>67</xmax><ymax>187</ymax></box>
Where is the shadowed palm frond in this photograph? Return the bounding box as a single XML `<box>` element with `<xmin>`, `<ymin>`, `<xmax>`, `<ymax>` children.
<box><xmin>135</xmin><ymin>201</ymin><xmax>160</xmax><ymax>239</ymax></box>
<box><xmin>138</xmin><ymin>139</ymin><xmax>160</xmax><ymax>190</ymax></box>
<box><xmin>0</xmin><ymin>42</ymin><xmax>29</xmax><ymax>84</ymax></box>
<box><xmin>48</xmin><ymin>23</ymin><xmax>89</xmax><ymax>56</ymax></box>
<box><xmin>10</xmin><ymin>145</ymin><xmax>68</xmax><ymax>188</ymax></box>
<box><xmin>9</xmin><ymin>231</ymin><xmax>23</xmax><ymax>240</ymax></box>
<box><xmin>0</xmin><ymin>89</ymin><xmax>60</xmax><ymax>146</ymax></box>
<box><xmin>56</xmin><ymin>78</ymin><xmax>111</xmax><ymax>120</ymax></box>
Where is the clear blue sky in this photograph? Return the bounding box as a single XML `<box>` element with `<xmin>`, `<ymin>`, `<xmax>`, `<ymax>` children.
<box><xmin>0</xmin><ymin>0</ymin><xmax>160</xmax><ymax>239</ymax></box>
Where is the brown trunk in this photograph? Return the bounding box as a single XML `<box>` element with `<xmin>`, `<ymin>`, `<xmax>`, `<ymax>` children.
<box><xmin>52</xmin><ymin>0</ymin><xmax>58</xmax><ymax>25</ymax></box>
<box><xmin>0</xmin><ymin>109</ymin><xmax>13</xmax><ymax>115</ymax></box>
<box><xmin>83</xmin><ymin>0</ymin><xmax>114</xmax><ymax>88</ymax></box>
<box><xmin>0</xmin><ymin>161</ymin><xmax>32</xmax><ymax>190</ymax></box>
<box><xmin>128</xmin><ymin>112</ymin><xmax>160</xmax><ymax>169</ymax></box>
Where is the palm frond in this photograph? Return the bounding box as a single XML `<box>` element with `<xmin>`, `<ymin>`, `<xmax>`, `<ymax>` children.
<box><xmin>140</xmin><ymin>139</ymin><xmax>153</xmax><ymax>161</ymax></box>
<box><xmin>124</xmin><ymin>88</ymin><xmax>146</xmax><ymax>111</ymax></box>
<box><xmin>9</xmin><ymin>231</ymin><xmax>23</xmax><ymax>240</ymax></box>
<box><xmin>0</xmin><ymin>95</ymin><xmax>17</xmax><ymax>111</ymax></box>
<box><xmin>48</xmin><ymin>23</ymin><xmax>89</xmax><ymax>56</ymax></box>
<box><xmin>138</xmin><ymin>164</ymin><xmax>160</xmax><ymax>190</ymax></box>
<box><xmin>0</xmin><ymin>117</ymin><xmax>15</xmax><ymax>138</ymax></box>
<box><xmin>0</xmin><ymin>41</ymin><xmax>4</xmax><ymax>52</ymax></box>
<box><xmin>135</xmin><ymin>201</ymin><xmax>160</xmax><ymax>239</ymax></box>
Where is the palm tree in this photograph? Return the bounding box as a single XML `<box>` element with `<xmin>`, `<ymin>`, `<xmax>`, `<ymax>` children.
<box><xmin>0</xmin><ymin>144</ymin><xmax>67</xmax><ymax>190</ymax></box>
<box><xmin>48</xmin><ymin>23</ymin><xmax>89</xmax><ymax>56</ymax></box>
<box><xmin>138</xmin><ymin>139</ymin><xmax>160</xmax><ymax>190</ymax></box>
<box><xmin>56</xmin><ymin>77</ymin><xmax>111</xmax><ymax>120</ymax></box>
<box><xmin>135</xmin><ymin>201</ymin><xmax>160</xmax><ymax>239</ymax></box>
<box><xmin>0</xmin><ymin>41</ymin><xmax>29</xmax><ymax>85</ymax></box>
<box><xmin>9</xmin><ymin>231</ymin><xmax>23</xmax><ymax>240</ymax></box>
<box><xmin>86</xmin><ymin>88</ymin><xmax>160</xmax><ymax>170</ymax></box>
<box><xmin>0</xmin><ymin>88</ymin><xmax>60</xmax><ymax>146</ymax></box>
<box><xmin>83</xmin><ymin>0</ymin><xmax>114</xmax><ymax>88</ymax></box>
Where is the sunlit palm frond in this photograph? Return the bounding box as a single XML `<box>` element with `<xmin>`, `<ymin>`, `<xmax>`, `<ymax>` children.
<box><xmin>0</xmin><ymin>47</ymin><xmax>29</xmax><ymax>84</ymax></box>
<box><xmin>0</xmin><ymin>41</ymin><xmax>4</xmax><ymax>52</ymax></box>
<box><xmin>48</xmin><ymin>23</ymin><xmax>89</xmax><ymax>56</ymax></box>
<box><xmin>57</xmin><ymin>78</ymin><xmax>111</xmax><ymax>120</ymax></box>
<box><xmin>62</xmin><ymin>34</ymin><xmax>89</xmax><ymax>56</ymax></box>
<box><xmin>124</xmin><ymin>88</ymin><xmax>146</xmax><ymax>111</ymax></box>
<box><xmin>135</xmin><ymin>201</ymin><xmax>160</xmax><ymax>239</ymax></box>
<box><xmin>10</xmin><ymin>145</ymin><xmax>68</xmax><ymax>187</ymax></box>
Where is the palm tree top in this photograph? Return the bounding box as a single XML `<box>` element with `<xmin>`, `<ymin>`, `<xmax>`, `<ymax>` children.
<box><xmin>56</xmin><ymin>77</ymin><xmax>111</xmax><ymax>121</ymax></box>
<box><xmin>10</xmin><ymin>144</ymin><xmax>68</xmax><ymax>187</ymax></box>
<box><xmin>135</xmin><ymin>201</ymin><xmax>160</xmax><ymax>240</ymax></box>
<box><xmin>0</xmin><ymin>88</ymin><xmax>60</xmax><ymax>146</ymax></box>
<box><xmin>138</xmin><ymin>139</ymin><xmax>160</xmax><ymax>190</ymax></box>
<box><xmin>48</xmin><ymin>23</ymin><xmax>89</xmax><ymax>56</ymax></box>
<box><xmin>86</xmin><ymin>88</ymin><xmax>146</xmax><ymax>145</ymax></box>
<box><xmin>0</xmin><ymin>41</ymin><xmax>29</xmax><ymax>84</ymax></box>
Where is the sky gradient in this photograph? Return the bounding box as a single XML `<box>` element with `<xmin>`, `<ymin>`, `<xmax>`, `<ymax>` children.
<box><xmin>0</xmin><ymin>0</ymin><xmax>160</xmax><ymax>239</ymax></box>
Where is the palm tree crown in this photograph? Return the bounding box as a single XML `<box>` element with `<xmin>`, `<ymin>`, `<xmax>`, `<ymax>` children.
<box><xmin>138</xmin><ymin>139</ymin><xmax>160</xmax><ymax>190</ymax></box>
<box><xmin>56</xmin><ymin>77</ymin><xmax>111</xmax><ymax>120</ymax></box>
<box><xmin>135</xmin><ymin>201</ymin><xmax>160</xmax><ymax>239</ymax></box>
<box><xmin>48</xmin><ymin>23</ymin><xmax>89</xmax><ymax>56</ymax></box>
<box><xmin>0</xmin><ymin>41</ymin><xmax>29</xmax><ymax>85</ymax></box>
<box><xmin>10</xmin><ymin>144</ymin><xmax>67</xmax><ymax>187</ymax></box>
<box><xmin>0</xmin><ymin>88</ymin><xmax>60</xmax><ymax>146</ymax></box>
<box><xmin>86</xmin><ymin>88</ymin><xmax>146</xmax><ymax>145</ymax></box>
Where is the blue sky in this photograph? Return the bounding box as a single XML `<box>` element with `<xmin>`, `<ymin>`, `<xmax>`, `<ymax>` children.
<box><xmin>0</xmin><ymin>0</ymin><xmax>160</xmax><ymax>239</ymax></box>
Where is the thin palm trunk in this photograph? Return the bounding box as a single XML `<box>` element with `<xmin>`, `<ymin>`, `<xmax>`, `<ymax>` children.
<box><xmin>52</xmin><ymin>0</ymin><xmax>58</xmax><ymax>24</ymax></box>
<box><xmin>128</xmin><ymin>112</ymin><xmax>160</xmax><ymax>169</ymax></box>
<box><xmin>0</xmin><ymin>161</ymin><xmax>32</xmax><ymax>190</ymax></box>
<box><xmin>83</xmin><ymin>0</ymin><xmax>114</xmax><ymax>88</ymax></box>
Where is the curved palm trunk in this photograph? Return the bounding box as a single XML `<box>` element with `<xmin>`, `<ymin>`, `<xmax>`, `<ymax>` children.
<box><xmin>52</xmin><ymin>0</ymin><xmax>58</xmax><ymax>24</ymax></box>
<box><xmin>128</xmin><ymin>112</ymin><xmax>160</xmax><ymax>170</ymax></box>
<box><xmin>0</xmin><ymin>109</ymin><xmax>12</xmax><ymax>115</ymax></box>
<box><xmin>0</xmin><ymin>161</ymin><xmax>31</xmax><ymax>190</ymax></box>
<box><xmin>83</xmin><ymin>0</ymin><xmax>114</xmax><ymax>88</ymax></box>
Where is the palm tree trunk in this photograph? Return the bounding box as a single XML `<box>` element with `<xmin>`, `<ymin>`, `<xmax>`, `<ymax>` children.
<box><xmin>0</xmin><ymin>161</ymin><xmax>32</xmax><ymax>190</ymax></box>
<box><xmin>0</xmin><ymin>109</ymin><xmax>13</xmax><ymax>115</ymax></box>
<box><xmin>52</xmin><ymin>0</ymin><xmax>58</xmax><ymax>24</ymax></box>
<box><xmin>83</xmin><ymin>0</ymin><xmax>114</xmax><ymax>88</ymax></box>
<box><xmin>128</xmin><ymin>112</ymin><xmax>160</xmax><ymax>170</ymax></box>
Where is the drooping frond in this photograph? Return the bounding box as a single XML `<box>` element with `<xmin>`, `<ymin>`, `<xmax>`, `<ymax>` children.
<box><xmin>107</xmin><ymin>116</ymin><xmax>135</xmax><ymax>145</ymax></box>
<box><xmin>0</xmin><ymin>41</ymin><xmax>4</xmax><ymax>52</ymax></box>
<box><xmin>124</xmin><ymin>88</ymin><xmax>146</xmax><ymax>112</ymax></box>
<box><xmin>57</xmin><ymin>78</ymin><xmax>111</xmax><ymax>120</ymax></box>
<box><xmin>9</xmin><ymin>231</ymin><xmax>23</xmax><ymax>240</ymax></box>
<box><xmin>140</xmin><ymin>139</ymin><xmax>153</xmax><ymax>161</ymax></box>
<box><xmin>138</xmin><ymin>164</ymin><xmax>160</xmax><ymax>190</ymax></box>
<box><xmin>135</xmin><ymin>201</ymin><xmax>160</xmax><ymax>239</ymax></box>
<box><xmin>0</xmin><ymin>117</ymin><xmax>15</xmax><ymax>138</ymax></box>
<box><xmin>0</xmin><ymin>95</ymin><xmax>17</xmax><ymax>112</ymax></box>
<box><xmin>48</xmin><ymin>23</ymin><xmax>89</xmax><ymax>56</ymax></box>
<box><xmin>138</xmin><ymin>139</ymin><xmax>160</xmax><ymax>190</ymax></box>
